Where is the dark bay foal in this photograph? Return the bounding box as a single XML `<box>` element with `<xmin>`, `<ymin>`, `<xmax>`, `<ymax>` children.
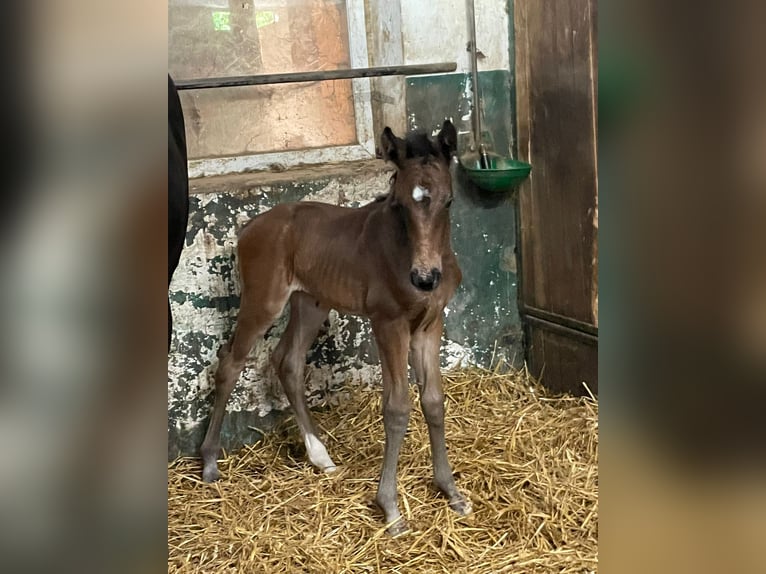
<box><xmin>200</xmin><ymin>120</ymin><xmax>471</xmax><ymax>534</ymax></box>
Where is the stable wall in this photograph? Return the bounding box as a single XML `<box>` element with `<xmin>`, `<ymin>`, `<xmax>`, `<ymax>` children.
<box><xmin>168</xmin><ymin>0</ymin><xmax>520</xmax><ymax>457</ymax></box>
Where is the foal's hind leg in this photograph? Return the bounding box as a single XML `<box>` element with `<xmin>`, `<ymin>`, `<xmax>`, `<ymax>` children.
<box><xmin>200</xmin><ymin>292</ymin><xmax>289</xmax><ymax>482</ymax></box>
<box><xmin>272</xmin><ymin>292</ymin><xmax>336</xmax><ymax>472</ymax></box>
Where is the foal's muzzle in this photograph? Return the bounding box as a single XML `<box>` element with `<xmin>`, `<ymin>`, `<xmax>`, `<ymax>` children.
<box><xmin>410</xmin><ymin>268</ymin><xmax>442</xmax><ymax>291</ymax></box>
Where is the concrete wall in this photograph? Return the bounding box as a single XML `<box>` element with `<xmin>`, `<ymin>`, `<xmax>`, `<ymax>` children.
<box><xmin>402</xmin><ymin>0</ymin><xmax>510</xmax><ymax>73</ymax></box>
<box><xmin>168</xmin><ymin>0</ymin><xmax>520</xmax><ymax>458</ymax></box>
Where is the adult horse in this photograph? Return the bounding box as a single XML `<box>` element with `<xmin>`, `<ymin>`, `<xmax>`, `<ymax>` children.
<box><xmin>168</xmin><ymin>74</ymin><xmax>189</xmax><ymax>350</ymax></box>
<box><xmin>201</xmin><ymin>121</ymin><xmax>471</xmax><ymax>535</ymax></box>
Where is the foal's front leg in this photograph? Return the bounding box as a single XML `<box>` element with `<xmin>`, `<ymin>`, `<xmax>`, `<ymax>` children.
<box><xmin>372</xmin><ymin>319</ymin><xmax>411</xmax><ymax>536</ymax></box>
<box><xmin>410</xmin><ymin>319</ymin><xmax>472</xmax><ymax>515</ymax></box>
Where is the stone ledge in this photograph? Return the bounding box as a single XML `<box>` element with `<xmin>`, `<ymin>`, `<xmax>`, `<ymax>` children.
<box><xmin>189</xmin><ymin>159</ymin><xmax>393</xmax><ymax>195</ymax></box>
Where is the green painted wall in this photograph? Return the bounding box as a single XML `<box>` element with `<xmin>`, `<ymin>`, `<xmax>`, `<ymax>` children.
<box><xmin>406</xmin><ymin>70</ymin><xmax>523</xmax><ymax>366</ymax></box>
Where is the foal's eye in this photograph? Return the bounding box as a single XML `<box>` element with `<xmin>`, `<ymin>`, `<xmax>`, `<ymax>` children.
<box><xmin>445</xmin><ymin>198</ymin><xmax>453</xmax><ymax>208</ymax></box>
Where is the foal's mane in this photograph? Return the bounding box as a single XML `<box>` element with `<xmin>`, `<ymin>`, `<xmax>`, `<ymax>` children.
<box><xmin>403</xmin><ymin>131</ymin><xmax>442</xmax><ymax>164</ymax></box>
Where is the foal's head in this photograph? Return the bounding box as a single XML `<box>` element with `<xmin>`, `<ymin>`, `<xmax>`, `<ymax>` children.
<box><xmin>380</xmin><ymin>120</ymin><xmax>458</xmax><ymax>292</ymax></box>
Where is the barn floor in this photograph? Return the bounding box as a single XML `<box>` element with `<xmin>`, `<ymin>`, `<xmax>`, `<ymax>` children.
<box><xmin>168</xmin><ymin>367</ymin><xmax>598</xmax><ymax>573</ymax></box>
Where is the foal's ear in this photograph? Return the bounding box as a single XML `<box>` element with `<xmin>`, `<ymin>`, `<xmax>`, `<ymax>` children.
<box><xmin>380</xmin><ymin>127</ymin><xmax>404</xmax><ymax>167</ymax></box>
<box><xmin>437</xmin><ymin>120</ymin><xmax>458</xmax><ymax>164</ymax></box>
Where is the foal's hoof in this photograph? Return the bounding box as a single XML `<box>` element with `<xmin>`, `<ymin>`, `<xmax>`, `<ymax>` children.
<box><xmin>202</xmin><ymin>465</ymin><xmax>220</xmax><ymax>483</ymax></box>
<box><xmin>449</xmin><ymin>494</ymin><xmax>473</xmax><ymax>516</ymax></box>
<box><xmin>386</xmin><ymin>517</ymin><xmax>409</xmax><ymax>537</ymax></box>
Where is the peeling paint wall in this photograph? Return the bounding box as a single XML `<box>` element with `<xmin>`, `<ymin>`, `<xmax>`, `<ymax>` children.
<box><xmin>168</xmin><ymin>0</ymin><xmax>520</xmax><ymax>458</ymax></box>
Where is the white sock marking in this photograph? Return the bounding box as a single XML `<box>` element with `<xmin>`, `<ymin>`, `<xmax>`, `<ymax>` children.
<box><xmin>304</xmin><ymin>433</ymin><xmax>337</xmax><ymax>472</ymax></box>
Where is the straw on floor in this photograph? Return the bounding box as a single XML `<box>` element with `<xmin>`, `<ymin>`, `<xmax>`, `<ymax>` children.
<box><xmin>168</xmin><ymin>367</ymin><xmax>598</xmax><ymax>573</ymax></box>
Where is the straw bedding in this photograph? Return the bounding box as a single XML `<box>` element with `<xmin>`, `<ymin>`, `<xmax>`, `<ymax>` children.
<box><xmin>168</xmin><ymin>367</ymin><xmax>598</xmax><ymax>573</ymax></box>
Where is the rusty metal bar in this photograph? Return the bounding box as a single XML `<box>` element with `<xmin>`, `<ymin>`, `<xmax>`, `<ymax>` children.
<box><xmin>466</xmin><ymin>0</ymin><xmax>483</xmax><ymax>152</ymax></box>
<box><xmin>175</xmin><ymin>62</ymin><xmax>457</xmax><ymax>90</ymax></box>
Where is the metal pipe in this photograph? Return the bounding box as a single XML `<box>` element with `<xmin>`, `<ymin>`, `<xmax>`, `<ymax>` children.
<box><xmin>466</xmin><ymin>0</ymin><xmax>487</xmax><ymax>166</ymax></box>
<box><xmin>175</xmin><ymin>62</ymin><xmax>457</xmax><ymax>91</ymax></box>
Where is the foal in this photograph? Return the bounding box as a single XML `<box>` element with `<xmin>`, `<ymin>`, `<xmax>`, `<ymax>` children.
<box><xmin>200</xmin><ymin>120</ymin><xmax>471</xmax><ymax>534</ymax></box>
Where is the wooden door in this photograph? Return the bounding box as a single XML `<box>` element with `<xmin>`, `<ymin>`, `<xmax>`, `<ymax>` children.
<box><xmin>514</xmin><ymin>0</ymin><xmax>598</xmax><ymax>395</ymax></box>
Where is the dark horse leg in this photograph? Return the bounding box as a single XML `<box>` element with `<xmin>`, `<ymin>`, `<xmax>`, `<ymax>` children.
<box><xmin>168</xmin><ymin>74</ymin><xmax>189</xmax><ymax>351</ymax></box>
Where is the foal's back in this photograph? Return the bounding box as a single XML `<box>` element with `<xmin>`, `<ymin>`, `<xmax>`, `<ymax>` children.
<box><xmin>237</xmin><ymin>199</ymin><xmax>395</xmax><ymax>315</ymax></box>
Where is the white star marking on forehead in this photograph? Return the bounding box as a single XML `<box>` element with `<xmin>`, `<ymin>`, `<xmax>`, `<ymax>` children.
<box><xmin>412</xmin><ymin>185</ymin><xmax>430</xmax><ymax>202</ymax></box>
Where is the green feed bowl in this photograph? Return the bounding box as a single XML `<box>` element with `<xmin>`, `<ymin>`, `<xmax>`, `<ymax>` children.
<box><xmin>460</xmin><ymin>153</ymin><xmax>532</xmax><ymax>193</ymax></box>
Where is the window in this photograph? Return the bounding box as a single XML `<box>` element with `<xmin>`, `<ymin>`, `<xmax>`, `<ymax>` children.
<box><xmin>169</xmin><ymin>0</ymin><xmax>374</xmax><ymax>177</ymax></box>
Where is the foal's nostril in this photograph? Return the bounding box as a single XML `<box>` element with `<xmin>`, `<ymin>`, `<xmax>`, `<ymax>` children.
<box><xmin>410</xmin><ymin>268</ymin><xmax>441</xmax><ymax>291</ymax></box>
<box><xmin>418</xmin><ymin>277</ymin><xmax>435</xmax><ymax>291</ymax></box>
<box><xmin>409</xmin><ymin>272</ymin><xmax>429</xmax><ymax>290</ymax></box>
